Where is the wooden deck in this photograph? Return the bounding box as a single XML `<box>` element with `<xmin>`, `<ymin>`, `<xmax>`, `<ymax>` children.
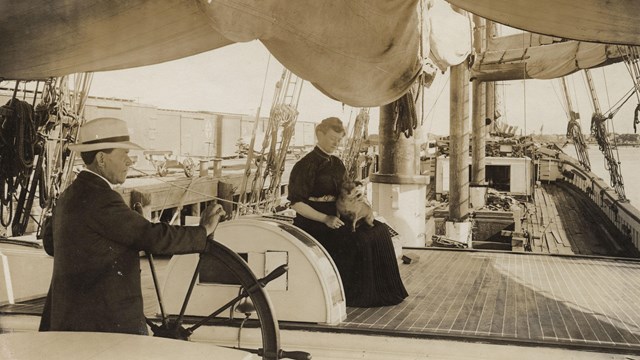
<box><xmin>5</xmin><ymin>249</ymin><xmax>640</xmax><ymax>355</ymax></box>
<box><xmin>331</xmin><ymin>249</ymin><xmax>640</xmax><ymax>354</ymax></box>
<box><xmin>3</xmin><ymin>182</ymin><xmax>640</xmax><ymax>355</ymax></box>
<box><xmin>526</xmin><ymin>183</ymin><xmax>638</xmax><ymax>257</ymax></box>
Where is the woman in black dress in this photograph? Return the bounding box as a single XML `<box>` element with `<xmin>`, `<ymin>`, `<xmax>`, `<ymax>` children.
<box><xmin>288</xmin><ymin>117</ymin><xmax>407</xmax><ymax>307</ymax></box>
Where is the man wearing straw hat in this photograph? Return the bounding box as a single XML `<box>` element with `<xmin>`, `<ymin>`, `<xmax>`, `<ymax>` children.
<box><xmin>39</xmin><ymin>117</ymin><xmax>225</xmax><ymax>335</ymax></box>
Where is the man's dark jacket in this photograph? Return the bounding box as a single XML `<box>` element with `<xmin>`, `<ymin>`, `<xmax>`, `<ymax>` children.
<box><xmin>39</xmin><ymin>171</ymin><xmax>207</xmax><ymax>334</ymax></box>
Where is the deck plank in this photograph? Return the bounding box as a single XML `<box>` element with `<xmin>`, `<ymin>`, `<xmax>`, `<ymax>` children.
<box><xmin>5</xmin><ymin>248</ymin><xmax>640</xmax><ymax>353</ymax></box>
<box><xmin>342</xmin><ymin>249</ymin><xmax>640</xmax><ymax>353</ymax></box>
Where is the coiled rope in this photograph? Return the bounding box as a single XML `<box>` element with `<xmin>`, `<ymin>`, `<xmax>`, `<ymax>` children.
<box><xmin>0</xmin><ymin>95</ymin><xmax>38</xmax><ymax>226</ymax></box>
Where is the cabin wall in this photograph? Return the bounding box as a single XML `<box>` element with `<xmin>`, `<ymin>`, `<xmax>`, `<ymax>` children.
<box><xmin>435</xmin><ymin>156</ymin><xmax>533</xmax><ymax>196</ymax></box>
<box><xmin>537</xmin><ymin>157</ymin><xmax>563</xmax><ymax>181</ymax></box>
<box><xmin>558</xmin><ymin>153</ymin><xmax>640</xmax><ymax>253</ymax></box>
<box><xmin>497</xmin><ymin>157</ymin><xmax>533</xmax><ymax>195</ymax></box>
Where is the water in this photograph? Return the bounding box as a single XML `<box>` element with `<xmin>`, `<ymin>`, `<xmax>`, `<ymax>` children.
<box><xmin>570</xmin><ymin>146</ymin><xmax>640</xmax><ymax>206</ymax></box>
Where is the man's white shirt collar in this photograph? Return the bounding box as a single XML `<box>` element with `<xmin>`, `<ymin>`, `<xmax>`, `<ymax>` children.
<box><xmin>81</xmin><ymin>169</ymin><xmax>114</xmax><ymax>189</ymax></box>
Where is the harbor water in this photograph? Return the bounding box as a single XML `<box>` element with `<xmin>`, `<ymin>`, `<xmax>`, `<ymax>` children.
<box><xmin>576</xmin><ymin>146</ymin><xmax>640</xmax><ymax>206</ymax></box>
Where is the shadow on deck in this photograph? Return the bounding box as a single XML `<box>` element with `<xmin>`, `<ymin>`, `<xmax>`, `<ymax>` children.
<box><xmin>297</xmin><ymin>248</ymin><xmax>640</xmax><ymax>355</ymax></box>
<box><xmin>3</xmin><ymin>250</ymin><xmax>640</xmax><ymax>355</ymax></box>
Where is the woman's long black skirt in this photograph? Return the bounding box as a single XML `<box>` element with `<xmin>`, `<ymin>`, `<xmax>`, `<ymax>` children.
<box><xmin>293</xmin><ymin>201</ymin><xmax>408</xmax><ymax>307</ymax></box>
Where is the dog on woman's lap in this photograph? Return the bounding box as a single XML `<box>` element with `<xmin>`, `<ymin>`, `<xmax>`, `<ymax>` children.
<box><xmin>336</xmin><ymin>180</ymin><xmax>374</xmax><ymax>232</ymax></box>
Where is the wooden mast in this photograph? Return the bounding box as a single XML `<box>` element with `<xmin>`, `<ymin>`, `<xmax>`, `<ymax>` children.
<box><xmin>448</xmin><ymin>61</ymin><xmax>470</xmax><ymax>222</ymax></box>
<box><xmin>371</xmin><ymin>89</ymin><xmax>428</xmax><ymax>247</ymax></box>
<box><xmin>471</xmin><ymin>15</ymin><xmax>486</xmax><ymax>188</ymax></box>
<box><xmin>445</xmin><ymin>6</ymin><xmax>472</xmax><ymax>246</ymax></box>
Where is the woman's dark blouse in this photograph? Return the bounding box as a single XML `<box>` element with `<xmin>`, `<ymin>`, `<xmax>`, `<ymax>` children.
<box><xmin>287</xmin><ymin>146</ymin><xmax>408</xmax><ymax>307</ymax></box>
<box><xmin>288</xmin><ymin>146</ymin><xmax>346</xmax><ymax>204</ymax></box>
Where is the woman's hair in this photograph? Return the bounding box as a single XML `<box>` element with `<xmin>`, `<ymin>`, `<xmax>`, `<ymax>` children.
<box><xmin>316</xmin><ymin>117</ymin><xmax>345</xmax><ymax>135</ymax></box>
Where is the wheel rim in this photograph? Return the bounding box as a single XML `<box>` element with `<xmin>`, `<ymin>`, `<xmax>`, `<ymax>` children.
<box><xmin>148</xmin><ymin>240</ymin><xmax>280</xmax><ymax>360</ymax></box>
<box><xmin>202</xmin><ymin>241</ymin><xmax>280</xmax><ymax>360</ymax></box>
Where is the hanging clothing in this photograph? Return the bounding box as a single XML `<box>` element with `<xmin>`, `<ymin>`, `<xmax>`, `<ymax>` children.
<box><xmin>288</xmin><ymin>147</ymin><xmax>408</xmax><ymax>307</ymax></box>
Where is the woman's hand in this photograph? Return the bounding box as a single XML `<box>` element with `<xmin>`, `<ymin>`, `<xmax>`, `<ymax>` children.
<box><xmin>291</xmin><ymin>202</ymin><xmax>343</xmax><ymax>229</ymax></box>
<box><xmin>323</xmin><ymin>215</ymin><xmax>344</xmax><ymax>229</ymax></box>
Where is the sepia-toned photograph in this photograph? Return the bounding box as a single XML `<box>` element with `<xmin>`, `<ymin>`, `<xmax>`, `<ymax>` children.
<box><xmin>1</xmin><ymin>1</ymin><xmax>640</xmax><ymax>359</ymax></box>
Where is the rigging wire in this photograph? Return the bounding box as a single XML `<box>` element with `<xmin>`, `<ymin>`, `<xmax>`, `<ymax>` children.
<box><xmin>570</xmin><ymin>73</ymin><xmax>588</xmax><ymax>135</ymax></box>
<box><xmin>560</xmin><ymin>76</ymin><xmax>591</xmax><ymax>171</ymax></box>
<box><xmin>570</xmin><ymin>74</ymin><xmax>582</xmax><ymax>114</ymax></box>
<box><xmin>341</xmin><ymin>108</ymin><xmax>370</xmax><ymax>180</ymax></box>
<box><xmin>419</xmin><ymin>0</ymin><xmax>427</xmax><ymax>128</ymax></box>
<box><xmin>424</xmin><ymin>73</ymin><xmax>450</xmax><ymax>134</ymax></box>
<box><xmin>501</xmin><ymin>80</ymin><xmax>507</xmax><ymax>125</ymax></box>
<box><xmin>585</xmin><ymin>68</ymin><xmax>626</xmax><ymax>200</ymax></box>
<box><xmin>600</xmin><ymin>66</ymin><xmax>624</xmax><ymax>185</ymax></box>
<box><xmin>522</xmin><ymin>33</ymin><xmax>528</xmax><ymax>196</ymax></box>
<box><xmin>619</xmin><ymin>46</ymin><xmax>640</xmax><ymax>132</ymax></box>
<box><xmin>240</xmin><ymin>66</ymin><xmax>304</xmax><ymax>215</ymax></box>
<box><xmin>602</xmin><ymin>68</ymin><xmax>613</xmax><ymax>111</ymax></box>
<box><xmin>236</xmin><ymin>53</ymin><xmax>272</xmax><ymax>214</ymax></box>
<box><xmin>580</xmin><ymin>73</ymin><xmax>595</xmax><ymax>114</ymax></box>
<box><xmin>36</xmin><ymin>73</ymin><xmax>94</xmax><ymax>236</ymax></box>
<box><xmin>551</xmin><ymin>80</ymin><xmax>569</xmax><ymax>117</ymax></box>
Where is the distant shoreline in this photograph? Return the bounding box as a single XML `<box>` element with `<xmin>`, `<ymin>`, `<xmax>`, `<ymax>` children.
<box><xmin>585</xmin><ymin>142</ymin><xmax>640</xmax><ymax>147</ymax></box>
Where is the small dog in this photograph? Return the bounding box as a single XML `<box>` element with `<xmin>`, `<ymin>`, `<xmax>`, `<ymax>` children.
<box><xmin>336</xmin><ymin>180</ymin><xmax>375</xmax><ymax>232</ymax></box>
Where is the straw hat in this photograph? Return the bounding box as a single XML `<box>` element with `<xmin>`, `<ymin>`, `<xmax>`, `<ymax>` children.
<box><xmin>68</xmin><ymin>117</ymin><xmax>144</xmax><ymax>152</ymax></box>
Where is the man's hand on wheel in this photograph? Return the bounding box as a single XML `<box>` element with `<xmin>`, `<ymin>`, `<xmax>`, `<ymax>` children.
<box><xmin>200</xmin><ymin>204</ymin><xmax>226</xmax><ymax>236</ymax></box>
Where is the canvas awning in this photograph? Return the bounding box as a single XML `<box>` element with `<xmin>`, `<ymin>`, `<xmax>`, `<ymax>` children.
<box><xmin>447</xmin><ymin>0</ymin><xmax>640</xmax><ymax>46</ymax></box>
<box><xmin>0</xmin><ymin>0</ymin><xmax>428</xmax><ymax>107</ymax></box>
<box><xmin>0</xmin><ymin>0</ymin><xmax>476</xmax><ymax>107</ymax></box>
<box><xmin>471</xmin><ymin>40</ymin><xmax>630</xmax><ymax>82</ymax></box>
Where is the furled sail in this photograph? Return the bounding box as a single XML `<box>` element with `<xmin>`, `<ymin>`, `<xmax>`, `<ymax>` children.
<box><xmin>471</xmin><ymin>38</ymin><xmax>631</xmax><ymax>82</ymax></box>
<box><xmin>0</xmin><ymin>0</ymin><xmax>434</xmax><ymax>107</ymax></box>
<box><xmin>446</xmin><ymin>0</ymin><xmax>640</xmax><ymax>46</ymax></box>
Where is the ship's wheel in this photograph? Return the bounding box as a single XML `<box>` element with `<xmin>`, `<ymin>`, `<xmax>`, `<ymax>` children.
<box><xmin>145</xmin><ymin>239</ymin><xmax>309</xmax><ymax>360</ymax></box>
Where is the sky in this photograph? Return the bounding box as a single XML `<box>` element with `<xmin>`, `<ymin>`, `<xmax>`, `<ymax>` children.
<box><xmin>89</xmin><ymin>41</ymin><xmax>371</xmax><ymax>132</ymax></box>
<box><xmin>87</xmin><ymin>34</ymin><xmax>640</xmax><ymax>137</ymax></box>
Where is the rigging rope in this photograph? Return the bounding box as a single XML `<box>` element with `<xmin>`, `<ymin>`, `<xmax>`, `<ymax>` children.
<box><xmin>130</xmin><ymin>167</ymin><xmax>247</xmax><ymax>209</ymax></box>
<box><xmin>590</xmin><ymin>113</ymin><xmax>626</xmax><ymax>199</ymax></box>
<box><xmin>1</xmin><ymin>98</ymin><xmax>37</xmax><ymax>175</ymax></box>
<box><xmin>523</xmin><ymin>33</ymin><xmax>529</xmax><ymax>196</ymax></box>
<box><xmin>238</xmin><ymin>68</ymin><xmax>304</xmax><ymax>216</ymax></box>
<box><xmin>559</xmin><ymin>77</ymin><xmax>591</xmax><ymax>171</ymax></box>
<box><xmin>341</xmin><ymin>108</ymin><xmax>370</xmax><ymax>180</ymax></box>
<box><xmin>583</xmin><ymin>68</ymin><xmax>627</xmax><ymax>201</ymax></box>
<box><xmin>36</xmin><ymin>73</ymin><xmax>93</xmax><ymax>236</ymax></box>
<box><xmin>0</xmin><ymin>81</ymin><xmax>39</xmax><ymax>231</ymax></box>
<box><xmin>620</xmin><ymin>46</ymin><xmax>640</xmax><ymax>132</ymax></box>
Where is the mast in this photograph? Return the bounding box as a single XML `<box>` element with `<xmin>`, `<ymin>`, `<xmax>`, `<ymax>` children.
<box><xmin>471</xmin><ymin>15</ymin><xmax>486</xmax><ymax>189</ymax></box>
<box><xmin>371</xmin><ymin>87</ymin><xmax>428</xmax><ymax>247</ymax></box>
<box><xmin>444</xmin><ymin>6</ymin><xmax>473</xmax><ymax>246</ymax></box>
<box><xmin>485</xmin><ymin>21</ymin><xmax>498</xmax><ymax>133</ymax></box>
<box><xmin>449</xmin><ymin>61</ymin><xmax>470</xmax><ymax>221</ymax></box>
<box><xmin>584</xmin><ymin>69</ymin><xmax>602</xmax><ymax>114</ymax></box>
